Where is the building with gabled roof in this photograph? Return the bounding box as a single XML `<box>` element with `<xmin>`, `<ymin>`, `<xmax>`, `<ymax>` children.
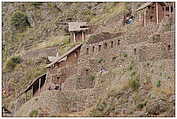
<box><xmin>46</xmin><ymin>44</ymin><xmax>82</xmax><ymax>68</ymax></box>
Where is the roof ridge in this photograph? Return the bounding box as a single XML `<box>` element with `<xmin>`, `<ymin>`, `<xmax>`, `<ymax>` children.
<box><xmin>46</xmin><ymin>43</ymin><xmax>82</xmax><ymax>68</ymax></box>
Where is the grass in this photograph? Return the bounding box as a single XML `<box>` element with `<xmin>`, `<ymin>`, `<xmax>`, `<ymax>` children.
<box><xmin>32</xmin><ymin>35</ymin><xmax>69</xmax><ymax>50</ymax></box>
<box><xmin>11</xmin><ymin>10</ymin><xmax>30</xmax><ymax>31</ymax></box>
<box><xmin>129</xmin><ymin>79</ymin><xmax>140</xmax><ymax>91</ymax></box>
<box><xmin>123</xmin><ymin>53</ymin><xmax>128</xmax><ymax>57</ymax></box>
<box><xmin>90</xmin><ymin>3</ymin><xmax>127</xmax><ymax>24</ymax></box>
<box><xmin>9</xmin><ymin>60</ymin><xmax>47</xmax><ymax>97</ymax></box>
<box><xmin>31</xmin><ymin>2</ymin><xmax>42</xmax><ymax>8</ymax></box>
<box><xmin>25</xmin><ymin>65</ymin><xmax>46</xmax><ymax>83</ymax></box>
<box><xmin>29</xmin><ymin>110</ymin><xmax>38</xmax><ymax>117</ymax></box>
<box><xmin>129</xmin><ymin>71</ymin><xmax>140</xmax><ymax>91</ymax></box>
<box><xmin>4</xmin><ymin>55</ymin><xmax>21</xmax><ymax>72</ymax></box>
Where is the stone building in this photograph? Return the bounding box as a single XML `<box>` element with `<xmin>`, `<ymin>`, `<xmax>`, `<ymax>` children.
<box><xmin>18</xmin><ymin>7</ymin><xmax>175</xmax><ymax>105</ymax></box>
<box><xmin>136</xmin><ymin>2</ymin><xmax>175</xmax><ymax>25</ymax></box>
<box><xmin>19</xmin><ymin>29</ymin><xmax>175</xmax><ymax>100</ymax></box>
<box><xmin>44</xmin><ymin>44</ymin><xmax>82</xmax><ymax>91</ymax></box>
<box><xmin>68</xmin><ymin>22</ymin><xmax>89</xmax><ymax>43</ymax></box>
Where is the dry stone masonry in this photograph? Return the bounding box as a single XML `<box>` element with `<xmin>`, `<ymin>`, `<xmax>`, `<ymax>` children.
<box><xmin>18</xmin><ymin>2</ymin><xmax>175</xmax><ymax>108</ymax></box>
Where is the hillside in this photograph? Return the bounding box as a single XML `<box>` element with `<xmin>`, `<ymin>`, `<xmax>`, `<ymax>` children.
<box><xmin>15</xmin><ymin>59</ymin><xmax>175</xmax><ymax>117</ymax></box>
<box><xmin>2</xmin><ymin>2</ymin><xmax>130</xmax><ymax>110</ymax></box>
<box><xmin>2</xmin><ymin>2</ymin><xmax>175</xmax><ymax>117</ymax></box>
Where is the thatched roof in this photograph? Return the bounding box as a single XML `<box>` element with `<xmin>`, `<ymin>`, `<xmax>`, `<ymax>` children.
<box><xmin>46</xmin><ymin>44</ymin><xmax>82</xmax><ymax>68</ymax></box>
<box><xmin>68</xmin><ymin>22</ymin><xmax>89</xmax><ymax>32</ymax></box>
<box><xmin>136</xmin><ymin>2</ymin><xmax>166</xmax><ymax>12</ymax></box>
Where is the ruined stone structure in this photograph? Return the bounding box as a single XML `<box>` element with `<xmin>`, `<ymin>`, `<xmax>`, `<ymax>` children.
<box><xmin>136</xmin><ymin>2</ymin><xmax>175</xmax><ymax>25</ymax></box>
<box><xmin>19</xmin><ymin>3</ymin><xmax>175</xmax><ymax>103</ymax></box>
<box><xmin>19</xmin><ymin>28</ymin><xmax>175</xmax><ymax>99</ymax></box>
<box><xmin>44</xmin><ymin>44</ymin><xmax>82</xmax><ymax>91</ymax></box>
<box><xmin>40</xmin><ymin>30</ymin><xmax>174</xmax><ymax>92</ymax></box>
<box><xmin>68</xmin><ymin>22</ymin><xmax>89</xmax><ymax>43</ymax></box>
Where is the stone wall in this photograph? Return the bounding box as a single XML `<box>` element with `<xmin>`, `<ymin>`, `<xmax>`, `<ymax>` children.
<box><xmin>139</xmin><ymin>31</ymin><xmax>175</xmax><ymax>61</ymax></box>
<box><xmin>138</xmin><ymin>59</ymin><xmax>175</xmax><ymax>90</ymax></box>
<box><xmin>45</xmin><ymin>64</ymin><xmax>79</xmax><ymax>91</ymax></box>
<box><xmin>77</xmin><ymin>30</ymin><xmax>174</xmax><ymax>88</ymax></box>
<box><xmin>45</xmin><ymin>28</ymin><xmax>174</xmax><ymax>91</ymax></box>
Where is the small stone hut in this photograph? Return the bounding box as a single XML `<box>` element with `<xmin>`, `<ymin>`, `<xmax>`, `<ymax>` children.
<box><xmin>68</xmin><ymin>22</ymin><xmax>89</xmax><ymax>43</ymax></box>
<box><xmin>136</xmin><ymin>2</ymin><xmax>175</xmax><ymax>25</ymax></box>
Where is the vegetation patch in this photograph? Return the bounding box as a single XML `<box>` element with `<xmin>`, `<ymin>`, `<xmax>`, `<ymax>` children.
<box><xmin>131</xmin><ymin>71</ymin><xmax>136</xmax><ymax>77</ymax></box>
<box><xmin>156</xmin><ymin>80</ymin><xmax>161</xmax><ymax>87</ymax></box>
<box><xmin>4</xmin><ymin>55</ymin><xmax>21</xmax><ymax>72</ymax></box>
<box><xmin>123</xmin><ymin>53</ymin><xmax>128</xmax><ymax>57</ymax></box>
<box><xmin>128</xmin><ymin>65</ymin><xmax>133</xmax><ymax>71</ymax></box>
<box><xmin>31</xmin><ymin>2</ymin><xmax>43</xmax><ymax>8</ymax></box>
<box><xmin>29</xmin><ymin>110</ymin><xmax>38</xmax><ymax>117</ymax></box>
<box><xmin>11</xmin><ymin>11</ymin><xmax>30</xmax><ymax>31</ymax></box>
<box><xmin>129</xmin><ymin>79</ymin><xmax>140</xmax><ymax>91</ymax></box>
<box><xmin>87</xmin><ymin>75</ymin><xmax>95</xmax><ymax>81</ymax></box>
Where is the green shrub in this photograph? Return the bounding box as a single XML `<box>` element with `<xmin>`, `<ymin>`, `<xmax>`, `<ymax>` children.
<box><xmin>156</xmin><ymin>80</ymin><xmax>161</xmax><ymax>87</ymax></box>
<box><xmin>29</xmin><ymin>110</ymin><xmax>38</xmax><ymax>117</ymax></box>
<box><xmin>88</xmin><ymin>75</ymin><xmax>95</xmax><ymax>81</ymax></box>
<box><xmin>62</xmin><ymin>36</ymin><xmax>70</xmax><ymax>45</ymax></box>
<box><xmin>131</xmin><ymin>71</ymin><xmax>136</xmax><ymax>77</ymax></box>
<box><xmin>128</xmin><ymin>65</ymin><xmax>133</xmax><ymax>71</ymax></box>
<box><xmin>137</xmin><ymin>103</ymin><xmax>144</xmax><ymax>109</ymax></box>
<box><xmin>123</xmin><ymin>53</ymin><xmax>128</xmax><ymax>57</ymax></box>
<box><xmin>4</xmin><ymin>56</ymin><xmax>21</xmax><ymax>71</ymax></box>
<box><xmin>129</xmin><ymin>79</ymin><xmax>140</xmax><ymax>91</ymax></box>
<box><xmin>11</xmin><ymin>11</ymin><xmax>30</xmax><ymax>30</ymax></box>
